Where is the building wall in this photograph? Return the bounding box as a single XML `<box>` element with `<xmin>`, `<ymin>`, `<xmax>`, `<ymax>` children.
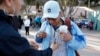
<box><xmin>65</xmin><ymin>6</ymin><xmax>95</xmax><ymax>19</ymax></box>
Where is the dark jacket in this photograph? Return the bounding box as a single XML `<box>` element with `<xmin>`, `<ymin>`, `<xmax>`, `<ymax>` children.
<box><xmin>0</xmin><ymin>10</ymin><xmax>52</xmax><ymax>56</ymax></box>
<box><xmin>12</xmin><ymin>16</ymin><xmax>20</xmax><ymax>31</ymax></box>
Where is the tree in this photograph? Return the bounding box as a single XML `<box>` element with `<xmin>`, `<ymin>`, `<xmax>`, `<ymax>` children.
<box><xmin>25</xmin><ymin>0</ymin><xmax>35</xmax><ymax>5</ymax></box>
<box><xmin>24</xmin><ymin>0</ymin><xmax>41</xmax><ymax>15</ymax></box>
<box><xmin>55</xmin><ymin>0</ymin><xmax>79</xmax><ymax>16</ymax></box>
<box><xmin>84</xmin><ymin>0</ymin><xmax>100</xmax><ymax>7</ymax></box>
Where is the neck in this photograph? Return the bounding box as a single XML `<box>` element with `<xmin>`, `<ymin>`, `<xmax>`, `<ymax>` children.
<box><xmin>0</xmin><ymin>4</ymin><xmax>10</xmax><ymax>14</ymax></box>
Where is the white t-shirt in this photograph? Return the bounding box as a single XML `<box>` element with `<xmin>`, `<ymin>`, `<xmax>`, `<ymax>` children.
<box><xmin>24</xmin><ymin>19</ymin><xmax>30</xmax><ymax>27</ymax></box>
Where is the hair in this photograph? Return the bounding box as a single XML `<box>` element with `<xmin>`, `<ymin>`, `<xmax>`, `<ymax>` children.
<box><xmin>0</xmin><ymin>0</ymin><xmax>4</xmax><ymax>5</ymax></box>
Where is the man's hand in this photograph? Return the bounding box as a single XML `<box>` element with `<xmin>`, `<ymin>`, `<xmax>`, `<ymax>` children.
<box><xmin>59</xmin><ymin>32</ymin><xmax>72</xmax><ymax>42</ymax></box>
<box><xmin>37</xmin><ymin>31</ymin><xmax>46</xmax><ymax>38</ymax></box>
<box><xmin>30</xmin><ymin>41</ymin><xmax>39</xmax><ymax>50</ymax></box>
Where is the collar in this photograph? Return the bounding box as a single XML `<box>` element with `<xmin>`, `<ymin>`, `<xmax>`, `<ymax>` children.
<box><xmin>53</xmin><ymin>19</ymin><xmax>64</xmax><ymax>31</ymax></box>
<box><xmin>0</xmin><ymin>9</ymin><xmax>13</xmax><ymax>24</ymax></box>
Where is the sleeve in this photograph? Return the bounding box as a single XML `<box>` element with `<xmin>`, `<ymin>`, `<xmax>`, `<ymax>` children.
<box><xmin>1</xmin><ymin>33</ymin><xmax>53</xmax><ymax>56</ymax></box>
<box><xmin>35</xmin><ymin>36</ymin><xmax>43</xmax><ymax>43</ymax></box>
<box><xmin>31</xmin><ymin>48</ymin><xmax>53</xmax><ymax>56</ymax></box>
<box><xmin>1</xmin><ymin>34</ymin><xmax>33</xmax><ymax>55</ymax></box>
<box><xmin>67</xmin><ymin>22</ymin><xmax>86</xmax><ymax>50</ymax></box>
<box><xmin>35</xmin><ymin>21</ymin><xmax>48</xmax><ymax>43</ymax></box>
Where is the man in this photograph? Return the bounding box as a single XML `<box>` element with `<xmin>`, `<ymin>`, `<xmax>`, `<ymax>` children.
<box><xmin>0</xmin><ymin>0</ymin><xmax>59</xmax><ymax>56</ymax></box>
<box><xmin>24</xmin><ymin>16</ymin><xmax>30</xmax><ymax>36</ymax></box>
<box><xmin>35</xmin><ymin>0</ymin><xmax>86</xmax><ymax>56</ymax></box>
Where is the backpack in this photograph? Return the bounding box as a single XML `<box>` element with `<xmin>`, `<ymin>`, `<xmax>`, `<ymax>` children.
<box><xmin>64</xmin><ymin>17</ymin><xmax>80</xmax><ymax>56</ymax></box>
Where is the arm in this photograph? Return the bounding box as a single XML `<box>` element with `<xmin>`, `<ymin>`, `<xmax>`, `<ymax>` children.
<box><xmin>1</xmin><ymin>32</ymin><xmax>53</xmax><ymax>56</ymax></box>
<box><xmin>31</xmin><ymin>42</ymin><xmax>60</xmax><ymax>56</ymax></box>
<box><xmin>35</xmin><ymin>21</ymin><xmax>48</xmax><ymax>43</ymax></box>
<box><xmin>67</xmin><ymin>35</ymin><xmax>86</xmax><ymax>50</ymax></box>
<box><xmin>31</xmin><ymin>48</ymin><xmax>52</xmax><ymax>56</ymax></box>
<box><xmin>67</xmin><ymin>22</ymin><xmax>86</xmax><ymax>50</ymax></box>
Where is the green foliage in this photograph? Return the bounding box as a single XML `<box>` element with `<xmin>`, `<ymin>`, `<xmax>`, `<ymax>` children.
<box><xmin>25</xmin><ymin>0</ymin><xmax>31</xmax><ymax>4</ymax></box>
<box><xmin>85</xmin><ymin>0</ymin><xmax>100</xmax><ymax>6</ymax></box>
<box><xmin>25</xmin><ymin>0</ymin><xmax>35</xmax><ymax>5</ymax></box>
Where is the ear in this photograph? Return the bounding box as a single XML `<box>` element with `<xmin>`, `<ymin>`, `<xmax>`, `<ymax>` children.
<box><xmin>5</xmin><ymin>0</ymin><xmax>12</xmax><ymax>7</ymax></box>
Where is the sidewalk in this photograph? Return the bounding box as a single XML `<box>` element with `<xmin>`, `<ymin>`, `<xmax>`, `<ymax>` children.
<box><xmin>20</xmin><ymin>27</ymin><xmax>38</xmax><ymax>38</ymax></box>
<box><xmin>80</xmin><ymin>28</ymin><xmax>100</xmax><ymax>56</ymax></box>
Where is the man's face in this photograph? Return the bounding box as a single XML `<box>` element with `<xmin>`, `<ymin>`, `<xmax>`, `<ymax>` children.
<box><xmin>47</xmin><ymin>17</ymin><xmax>60</xmax><ymax>26</ymax></box>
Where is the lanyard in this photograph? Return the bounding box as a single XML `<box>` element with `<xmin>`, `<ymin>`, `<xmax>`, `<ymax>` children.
<box><xmin>54</xmin><ymin>31</ymin><xmax>56</xmax><ymax>44</ymax></box>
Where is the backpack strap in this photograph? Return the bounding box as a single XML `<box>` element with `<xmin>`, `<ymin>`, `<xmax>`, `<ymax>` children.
<box><xmin>64</xmin><ymin>17</ymin><xmax>72</xmax><ymax>35</ymax></box>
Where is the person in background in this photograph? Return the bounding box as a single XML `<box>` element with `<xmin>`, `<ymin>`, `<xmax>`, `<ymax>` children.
<box><xmin>24</xmin><ymin>16</ymin><xmax>30</xmax><ymax>36</ymax></box>
<box><xmin>34</xmin><ymin>10</ymin><xmax>42</xmax><ymax>27</ymax></box>
<box><xmin>0</xmin><ymin>0</ymin><xmax>59</xmax><ymax>56</ymax></box>
<box><xmin>34</xmin><ymin>15</ymin><xmax>41</xmax><ymax>27</ymax></box>
<box><xmin>28</xmin><ymin>16</ymin><xmax>32</xmax><ymax>26</ymax></box>
<box><xmin>35</xmin><ymin>0</ymin><xmax>86</xmax><ymax>56</ymax></box>
<box><xmin>18</xmin><ymin>15</ymin><xmax>23</xmax><ymax>34</ymax></box>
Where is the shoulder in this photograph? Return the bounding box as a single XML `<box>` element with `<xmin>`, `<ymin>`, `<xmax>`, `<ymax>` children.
<box><xmin>0</xmin><ymin>22</ymin><xmax>20</xmax><ymax>39</ymax></box>
<box><xmin>71</xmin><ymin>21</ymin><xmax>76</xmax><ymax>25</ymax></box>
<box><xmin>42</xmin><ymin>21</ymin><xmax>49</xmax><ymax>25</ymax></box>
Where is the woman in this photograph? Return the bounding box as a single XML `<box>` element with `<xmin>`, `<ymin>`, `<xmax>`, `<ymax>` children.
<box><xmin>0</xmin><ymin>0</ymin><xmax>59</xmax><ymax>56</ymax></box>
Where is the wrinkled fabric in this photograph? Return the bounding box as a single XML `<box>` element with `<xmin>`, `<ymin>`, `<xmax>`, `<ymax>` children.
<box><xmin>35</xmin><ymin>20</ymin><xmax>86</xmax><ymax>56</ymax></box>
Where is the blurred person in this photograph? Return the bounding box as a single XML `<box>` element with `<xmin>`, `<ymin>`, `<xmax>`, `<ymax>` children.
<box><xmin>18</xmin><ymin>15</ymin><xmax>23</xmax><ymax>34</ymax></box>
<box><xmin>35</xmin><ymin>0</ymin><xmax>86</xmax><ymax>56</ymax></box>
<box><xmin>34</xmin><ymin>10</ymin><xmax>42</xmax><ymax>28</ymax></box>
<box><xmin>0</xmin><ymin>0</ymin><xmax>60</xmax><ymax>56</ymax></box>
<box><xmin>34</xmin><ymin>15</ymin><xmax>41</xmax><ymax>27</ymax></box>
<box><xmin>24</xmin><ymin>16</ymin><xmax>30</xmax><ymax>36</ymax></box>
<box><xmin>88</xmin><ymin>20</ymin><xmax>93</xmax><ymax>30</ymax></box>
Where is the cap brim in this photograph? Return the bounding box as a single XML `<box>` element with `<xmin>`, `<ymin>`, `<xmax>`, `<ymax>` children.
<box><xmin>42</xmin><ymin>13</ymin><xmax>59</xmax><ymax>19</ymax></box>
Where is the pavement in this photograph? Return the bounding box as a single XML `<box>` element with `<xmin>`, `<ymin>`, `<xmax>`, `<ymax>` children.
<box><xmin>79</xmin><ymin>28</ymin><xmax>100</xmax><ymax>56</ymax></box>
<box><xmin>20</xmin><ymin>27</ymin><xmax>100</xmax><ymax>56</ymax></box>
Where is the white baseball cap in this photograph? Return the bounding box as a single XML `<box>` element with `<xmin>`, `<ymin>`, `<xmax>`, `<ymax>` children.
<box><xmin>42</xmin><ymin>0</ymin><xmax>61</xmax><ymax>19</ymax></box>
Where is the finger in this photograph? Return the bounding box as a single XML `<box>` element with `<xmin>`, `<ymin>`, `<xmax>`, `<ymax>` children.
<box><xmin>42</xmin><ymin>34</ymin><xmax>46</xmax><ymax>37</ymax></box>
<box><xmin>40</xmin><ymin>34</ymin><xmax>44</xmax><ymax>38</ymax></box>
<box><xmin>41</xmin><ymin>32</ymin><xmax>46</xmax><ymax>35</ymax></box>
<box><xmin>33</xmin><ymin>45</ymin><xmax>39</xmax><ymax>49</ymax></box>
<box><xmin>30</xmin><ymin>41</ymin><xmax>36</xmax><ymax>44</ymax></box>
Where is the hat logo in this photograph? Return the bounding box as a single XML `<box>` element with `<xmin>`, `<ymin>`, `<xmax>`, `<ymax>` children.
<box><xmin>48</xmin><ymin>8</ymin><xmax>51</xmax><ymax>13</ymax></box>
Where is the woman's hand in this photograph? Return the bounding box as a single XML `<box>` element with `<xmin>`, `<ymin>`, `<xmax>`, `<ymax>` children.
<box><xmin>27</xmin><ymin>38</ymin><xmax>39</xmax><ymax>50</ymax></box>
<box><xmin>50</xmin><ymin>42</ymin><xmax>60</xmax><ymax>51</ymax></box>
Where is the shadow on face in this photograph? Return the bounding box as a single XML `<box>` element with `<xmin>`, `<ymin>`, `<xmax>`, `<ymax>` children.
<box><xmin>47</xmin><ymin>18</ymin><xmax>60</xmax><ymax>26</ymax></box>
